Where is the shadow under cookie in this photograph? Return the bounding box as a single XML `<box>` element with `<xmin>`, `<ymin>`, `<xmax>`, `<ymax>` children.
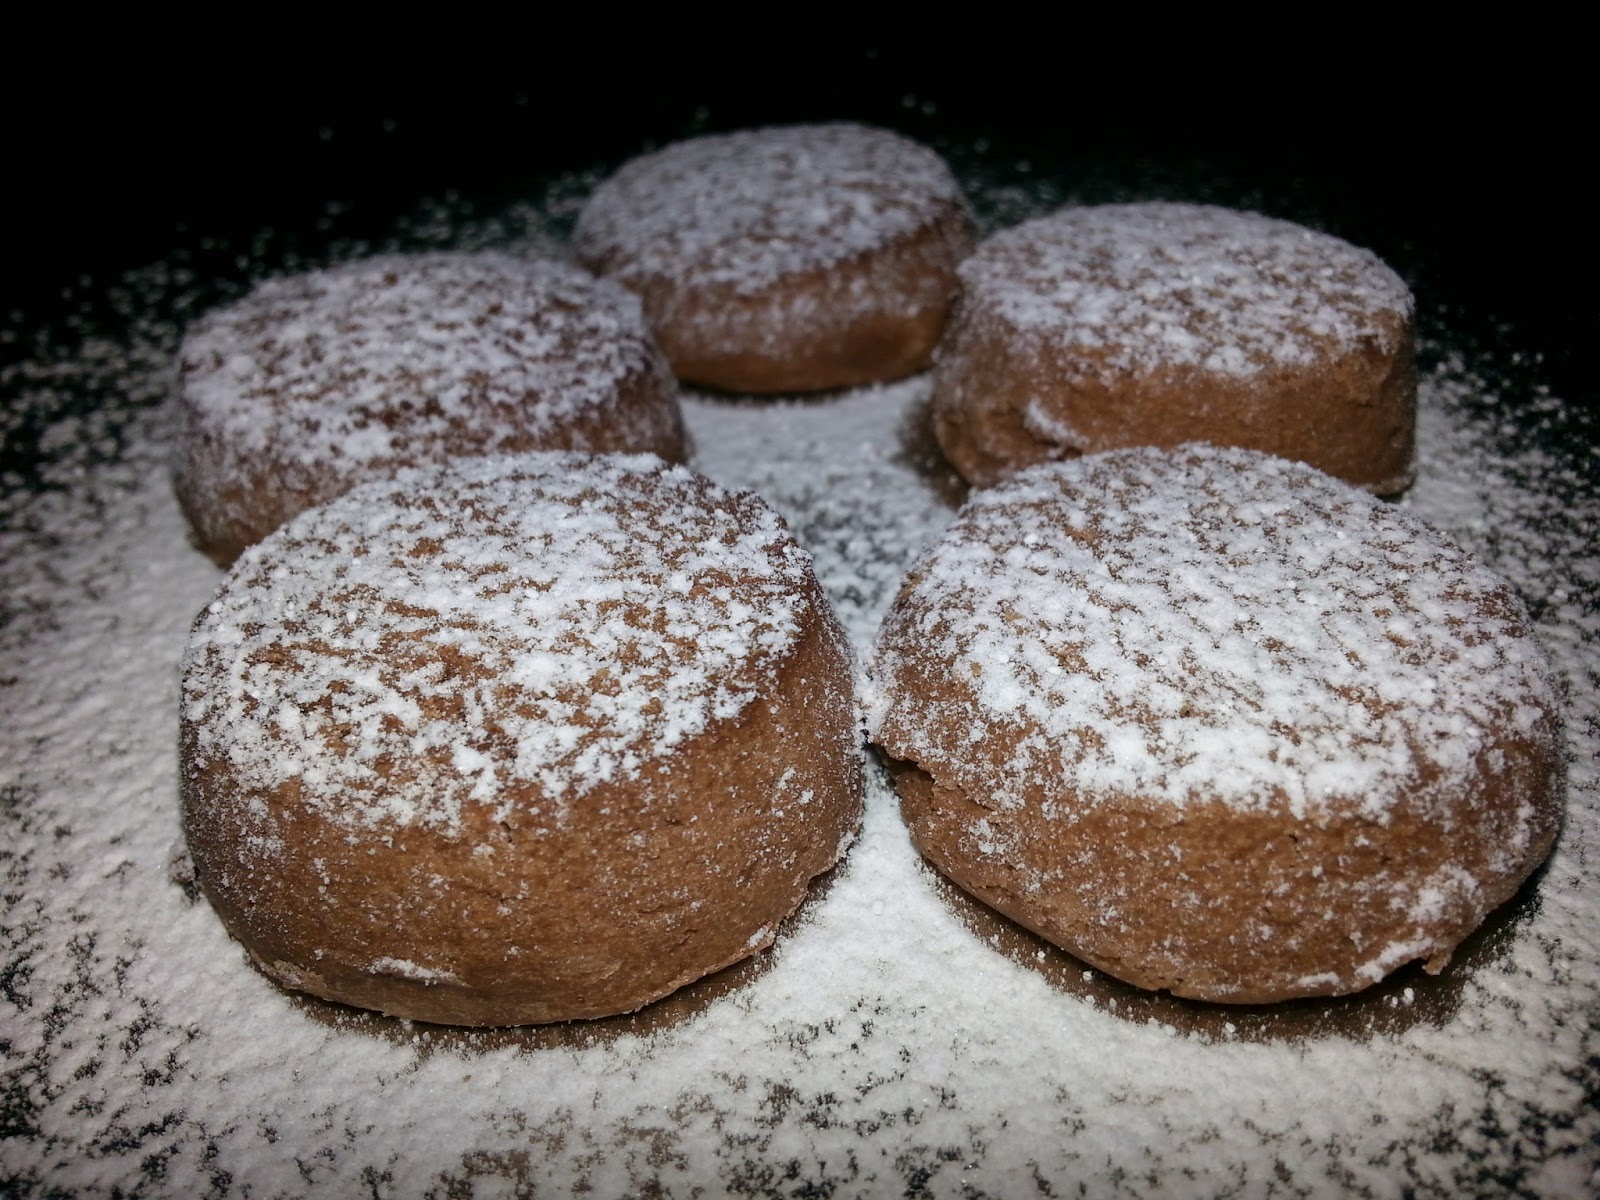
<box><xmin>280</xmin><ymin>859</ymin><xmax>844</xmax><ymax>1055</ymax></box>
<box><xmin>918</xmin><ymin>852</ymin><xmax>1547</xmax><ymax>1045</ymax></box>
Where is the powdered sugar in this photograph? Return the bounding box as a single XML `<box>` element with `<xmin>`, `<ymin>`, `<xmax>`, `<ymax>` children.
<box><xmin>868</xmin><ymin>444</ymin><xmax>1558</xmax><ymax>820</ymax></box>
<box><xmin>182</xmin><ymin>453</ymin><xmax>812</xmax><ymax>830</ymax></box>
<box><xmin>959</xmin><ymin>202</ymin><xmax>1412</xmax><ymax>377</ymax></box>
<box><xmin>574</xmin><ymin>123</ymin><xmax>967</xmax><ymax>295</ymax></box>
<box><xmin>369</xmin><ymin>957</ymin><xmax>459</xmax><ymax>984</ymax></box>
<box><xmin>174</xmin><ymin>251</ymin><xmax>683</xmax><ymax>559</ymax></box>
<box><xmin>179</xmin><ymin>252</ymin><xmax>669</xmax><ymax>464</ymax></box>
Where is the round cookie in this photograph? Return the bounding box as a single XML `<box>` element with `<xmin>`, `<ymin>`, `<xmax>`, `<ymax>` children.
<box><xmin>932</xmin><ymin>203</ymin><xmax>1416</xmax><ymax>492</ymax></box>
<box><xmin>174</xmin><ymin>252</ymin><xmax>687</xmax><ymax>566</ymax></box>
<box><xmin>180</xmin><ymin>452</ymin><xmax>861</xmax><ymax>1026</ymax></box>
<box><xmin>867</xmin><ymin>444</ymin><xmax>1563</xmax><ymax>1004</ymax></box>
<box><xmin>573</xmin><ymin>123</ymin><xmax>977</xmax><ymax>394</ymax></box>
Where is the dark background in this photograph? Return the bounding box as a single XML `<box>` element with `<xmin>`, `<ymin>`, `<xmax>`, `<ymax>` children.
<box><xmin>3</xmin><ymin>39</ymin><xmax>1590</xmax><ymax>426</ymax></box>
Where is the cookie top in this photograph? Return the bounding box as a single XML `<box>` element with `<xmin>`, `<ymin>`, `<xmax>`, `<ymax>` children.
<box><xmin>868</xmin><ymin>444</ymin><xmax>1557</xmax><ymax>823</ymax></box>
<box><xmin>573</xmin><ymin>122</ymin><xmax>969</xmax><ymax>297</ymax></box>
<box><xmin>954</xmin><ymin>202</ymin><xmax>1413</xmax><ymax>379</ymax></box>
<box><xmin>177</xmin><ymin>251</ymin><xmax>681</xmax><ymax>472</ymax></box>
<box><xmin>183</xmin><ymin>453</ymin><xmax>821</xmax><ymax>836</ymax></box>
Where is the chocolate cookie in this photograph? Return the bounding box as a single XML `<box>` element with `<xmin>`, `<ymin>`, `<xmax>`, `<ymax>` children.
<box><xmin>575</xmin><ymin>123</ymin><xmax>976</xmax><ymax>393</ymax></box>
<box><xmin>174</xmin><ymin>252</ymin><xmax>686</xmax><ymax>565</ymax></box>
<box><xmin>181</xmin><ymin>452</ymin><xmax>861</xmax><ymax>1025</ymax></box>
<box><xmin>867</xmin><ymin>444</ymin><xmax>1562</xmax><ymax>1003</ymax></box>
<box><xmin>932</xmin><ymin>203</ymin><xmax>1415</xmax><ymax>492</ymax></box>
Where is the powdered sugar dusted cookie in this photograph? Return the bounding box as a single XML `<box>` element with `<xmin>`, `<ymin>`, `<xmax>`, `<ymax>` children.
<box><xmin>574</xmin><ymin>123</ymin><xmax>977</xmax><ymax>393</ymax></box>
<box><xmin>933</xmin><ymin>203</ymin><xmax>1416</xmax><ymax>491</ymax></box>
<box><xmin>174</xmin><ymin>252</ymin><xmax>687</xmax><ymax>566</ymax></box>
<box><xmin>181</xmin><ymin>452</ymin><xmax>861</xmax><ymax>1026</ymax></box>
<box><xmin>867</xmin><ymin>444</ymin><xmax>1563</xmax><ymax>1003</ymax></box>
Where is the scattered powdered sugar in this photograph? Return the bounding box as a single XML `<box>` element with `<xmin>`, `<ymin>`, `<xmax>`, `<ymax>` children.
<box><xmin>183</xmin><ymin>452</ymin><xmax>811</xmax><ymax>829</ymax></box>
<box><xmin>573</xmin><ymin>123</ymin><xmax>968</xmax><ymax>294</ymax></box>
<box><xmin>368</xmin><ymin>958</ymin><xmax>460</xmax><ymax>985</ymax></box>
<box><xmin>867</xmin><ymin>443</ymin><xmax>1558</xmax><ymax>820</ymax></box>
<box><xmin>2</xmin><ymin>160</ymin><xmax>1598</xmax><ymax>1198</ymax></box>
<box><xmin>959</xmin><ymin>202</ymin><xmax>1413</xmax><ymax>377</ymax></box>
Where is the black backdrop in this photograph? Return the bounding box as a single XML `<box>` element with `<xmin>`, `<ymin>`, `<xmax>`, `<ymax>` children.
<box><xmin>3</xmin><ymin>38</ymin><xmax>1590</xmax><ymax>426</ymax></box>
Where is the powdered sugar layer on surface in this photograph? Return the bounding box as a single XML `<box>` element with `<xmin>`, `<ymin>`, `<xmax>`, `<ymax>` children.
<box><xmin>182</xmin><ymin>452</ymin><xmax>811</xmax><ymax>828</ymax></box>
<box><xmin>867</xmin><ymin>443</ymin><xmax>1557</xmax><ymax>818</ymax></box>
<box><xmin>177</xmin><ymin>251</ymin><xmax>672</xmax><ymax>466</ymax></box>
<box><xmin>573</xmin><ymin>123</ymin><xmax>968</xmax><ymax>293</ymax></box>
<box><xmin>2</xmin><ymin>166</ymin><xmax>1598</xmax><ymax>1199</ymax></box>
<box><xmin>959</xmin><ymin>202</ymin><xmax>1413</xmax><ymax>377</ymax></box>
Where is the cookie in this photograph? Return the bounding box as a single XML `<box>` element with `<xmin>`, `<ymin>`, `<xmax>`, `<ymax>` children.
<box><xmin>181</xmin><ymin>452</ymin><xmax>861</xmax><ymax>1025</ymax></box>
<box><xmin>932</xmin><ymin>203</ymin><xmax>1416</xmax><ymax>492</ymax></box>
<box><xmin>174</xmin><ymin>252</ymin><xmax>686</xmax><ymax>566</ymax></box>
<box><xmin>574</xmin><ymin>123</ymin><xmax>976</xmax><ymax>393</ymax></box>
<box><xmin>867</xmin><ymin>444</ymin><xmax>1563</xmax><ymax>1003</ymax></box>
